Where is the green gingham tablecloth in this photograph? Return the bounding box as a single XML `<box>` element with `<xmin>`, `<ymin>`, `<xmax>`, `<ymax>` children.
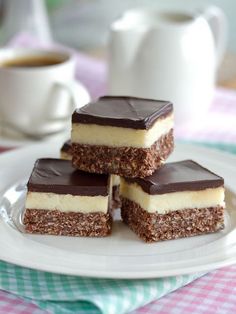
<box><xmin>0</xmin><ymin>260</ymin><xmax>204</xmax><ymax>314</ymax></box>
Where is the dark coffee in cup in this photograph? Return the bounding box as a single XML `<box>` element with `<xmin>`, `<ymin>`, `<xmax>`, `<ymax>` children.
<box><xmin>1</xmin><ymin>55</ymin><xmax>65</xmax><ymax>68</ymax></box>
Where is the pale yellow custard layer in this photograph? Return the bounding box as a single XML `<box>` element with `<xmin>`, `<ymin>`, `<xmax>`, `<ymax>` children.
<box><xmin>120</xmin><ymin>179</ymin><xmax>225</xmax><ymax>213</ymax></box>
<box><xmin>112</xmin><ymin>175</ymin><xmax>120</xmax><ymax>186</ymax></box>
<box><xmin>26</xmin><ymin>192</ymin><xmax>109</xmax><ymax>213</ymax></box>
<box><xmin>71</xmin><ymin>114</ymin><xmax>173</xmax><ymax>148</ymax></box>
<box><xmin>60</xmin><ymin>152</ymin><xmax>71</xmax><ymax>160</ymax></box>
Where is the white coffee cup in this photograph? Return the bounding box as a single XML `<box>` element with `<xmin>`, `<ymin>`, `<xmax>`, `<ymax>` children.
<box><xmin>0</xmin><ymin>48</ymin><xmax>90</xmax><ymax>137</ymax></box>
<box><xmin>108</xmin><ymin>6</ymin><xmax>227</xmax><ymax>124</ymax></box>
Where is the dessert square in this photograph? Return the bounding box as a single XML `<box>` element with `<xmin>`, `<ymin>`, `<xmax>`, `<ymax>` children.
<box><xmin>71</xmin><ymin>96</ymin><xmax>174</xmax><ymax>178</ymax></box>
<box><xmin>60</xmin><ymin>140</ymin><xmax>121</xmax><ymax>209</ymax></box>
<box><xmin>23</xmin><ymin>158</ymin><xmax>112</xmax><ymax>237</ymax></box>
<box><xmin>120</xmin><ymin>160</ymin><xmax>225</xmax><ymax>243</ymax></box>
<box><xmin>60</xmin><ymin>140</ymin><xmax>72</xmax><ymax>160</ymax></box>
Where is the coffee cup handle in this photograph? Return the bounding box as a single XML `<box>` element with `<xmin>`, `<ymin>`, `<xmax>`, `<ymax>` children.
<box><xmin>203</xmin><ymin>6</ymin><xmax>228</xmax><ymax>68</ymax></box>
<box><xmin>45</xmin><ymin>81</ymin><xmax>77</xmax><ymax>122</ymax></box>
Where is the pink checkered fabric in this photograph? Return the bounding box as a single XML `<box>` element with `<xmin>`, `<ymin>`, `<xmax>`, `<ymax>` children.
<box><xmin>132</xmin><ymin>265</ymin><xmax>236</xmax><ymax>314</ymax></box>
<box><xmin>0</xmin><ymin>290</ymin><xmax>46</xmax><ymax>314</ymax></box>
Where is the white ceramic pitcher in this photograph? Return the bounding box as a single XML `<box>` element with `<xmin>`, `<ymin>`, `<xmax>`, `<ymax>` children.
<box><xmin>108</xmin><ymin>6</ymin><xmax>227</xmax><ymax>124</ymax></box>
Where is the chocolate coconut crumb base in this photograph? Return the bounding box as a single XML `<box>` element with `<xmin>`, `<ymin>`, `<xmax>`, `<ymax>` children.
<box><xmin>24</xmin><ymin>209</ymin><xmax>112</xmax><ymax>237</ymax></box>
<box><xmin>121</xmin><ymin>198</ymin><xmax>224</xmax><ymax>243</ymax></box>
<box><xmin>72</xmin><ymin>129</ymin><xmax>174</xmax><ymax>178</ymax></box>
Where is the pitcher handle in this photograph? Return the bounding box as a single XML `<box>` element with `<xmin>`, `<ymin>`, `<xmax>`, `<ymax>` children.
<box><xmin>203</xmin><ymin>6</ymin><xmax>228</xmax><ymax>68</ymax></box>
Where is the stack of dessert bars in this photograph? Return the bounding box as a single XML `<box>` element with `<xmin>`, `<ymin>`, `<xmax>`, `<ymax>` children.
<box><xmin>24</xmin><ymin>96</ymin><xmax>225</xmax><ymax>242</ymax></box>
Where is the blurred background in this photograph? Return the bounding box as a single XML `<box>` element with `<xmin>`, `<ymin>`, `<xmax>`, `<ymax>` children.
<box><xmin>0</xmin><ymin>0</ymin><xmax>235</xmax><ymax>151</ymax></box>
<box><xmin>0</xmin><ymin>0</ymin><xmax>235</xmax><ymax>87</ymax></box>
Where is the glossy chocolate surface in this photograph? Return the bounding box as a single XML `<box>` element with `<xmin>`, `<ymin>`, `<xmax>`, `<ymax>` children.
<box><xmin>27</xmin><ymin>159</ymin><xmax>109</xmax><ymax>196</ymax></box>
<box><xmin>72</xmin><ymin>96</ymin><xmax>173</xmax><ymax>129</ymax></box>
<box><xmin>125</xmin><ymin>160</ymin><xmax>224</xmax><ymax>194</ymax></box>
<box><xmin>61</xmin><ymin>140</ymin><xmax>71</xmax><ymax>153</ymax></box>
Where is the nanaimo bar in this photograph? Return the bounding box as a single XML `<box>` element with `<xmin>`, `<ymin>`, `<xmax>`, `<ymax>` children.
<box><xmin>120</xmin><ymin>160</ymin><xmax>225</xmax><ymax>242</ymax></box>
<box><xmin>71</xmin><ymin>96</ymin><xmax>174</xmax><ymax>178</ymax></box>
<box><xmin>24</xmin><ymin>158</ymin><xmax>112</xmax><ymax>237</ymax></box>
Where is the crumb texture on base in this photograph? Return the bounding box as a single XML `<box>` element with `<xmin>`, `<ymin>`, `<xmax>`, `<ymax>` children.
<box><xmin>72</xmin><ymin>129</ymin><xmax>174</xmax><ymax>178</ymax></box>
<box><xmin>24</xmin><ymin>209</ymin><xmax>112</xmax><ymax>237</ymax></box>
<box><xmin>121</xmin><ymin>198</ymin><xmax>224</xmax><ymax>243</ymax></box>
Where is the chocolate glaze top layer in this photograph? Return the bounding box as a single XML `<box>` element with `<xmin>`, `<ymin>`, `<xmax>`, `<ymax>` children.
<box><xmin>61</xmin><ymin>140</ymin><xmax>72</xmax><ymax>153</ymax></box>
<box><xmin>27</xmin><ymin>158</ymin><xmax>109</xmax><ymax>196</ymax></box>
<box><xmin>72</xmin><ymin>96</ymin><xmax>173</xmax><ymax>130</ymax></box>
<box><xmin>125</xmin><ymin>160</ymin><xmax>224</xmax><ymax>195</ymax></box>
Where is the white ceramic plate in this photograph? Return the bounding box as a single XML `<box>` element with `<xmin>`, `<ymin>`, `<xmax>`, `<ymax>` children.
<box><xmin>0</xmin><ymin>142</ymin><xmax>236</xmax><ymax>279</ymax></box>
